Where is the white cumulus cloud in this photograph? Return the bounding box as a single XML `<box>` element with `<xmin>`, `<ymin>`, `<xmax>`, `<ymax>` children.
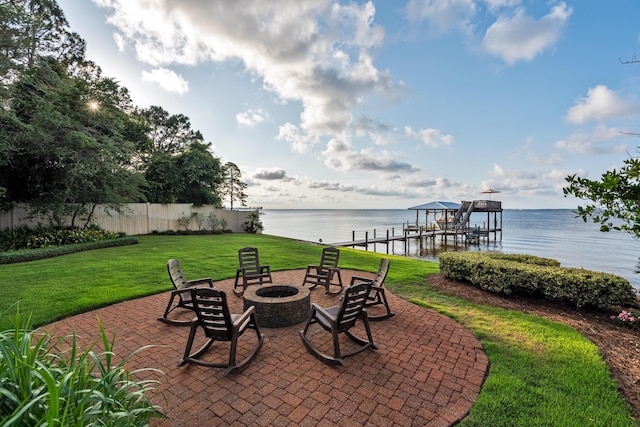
<box><xmin>236</xmin><ymin>108</ymin><xmax>268</xmax><ymax>126</ymax></box>
<box><xmin>322</xmin><ymin>137</ymin><xmax>419</xmax><ymax>173</ymax></box>
<box><xmin>141</xmin><ymin>67</ymin><xmax>189</xmax><ymax>94</ymax></box>
<box><xmin>404</xmin><ymin>126</ymin><xmax>454</xmax><ymax>148</ymax></box>
<box><xmin>482</xmin><ymin>2</ymin><xmax>572</xmax><ymax>64</ymax></box>
<box><xmin>277</xmin><ymin>123</ymin><xmax>318</xmax><ymax>154</ymax></box>
<box><xmin>96</xmin><ymin>0</ymin><xmax>400</xmax><ymax>145</ymax></box>
<box><xmin>483</xmin><ymin>0</ymin><xmax>522</xmax><ymax>11</ymax></box>
<box><xmin>405</xmin><ymin>0</ymin><xmax>477</xmax><ymax>32</ymax></box>
<box><xmin>554</xmin><ymin>124</ymin><xmax>629</xmax><ymax>155</ymax></box>
<box><xmin>565</xmin><ymin>85</ymin><xmax>640</xmax><ymax>124</ymax></box>
<box><xmin>484</xmin><ymin>163</ymin><xmax>569</xmax><ymax>196</ymax></box>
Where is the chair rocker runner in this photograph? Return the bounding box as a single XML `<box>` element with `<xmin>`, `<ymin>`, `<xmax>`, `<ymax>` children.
<box><xmin>179</xmin><ymin>288</ymin><xmax>264</xmax><ymax>376</ymax></box>
<box><xmin>350</xmin><ymin>258</ymin><xmax>394</xmax><ymax>321</ymax></box>
<box><xmin>233</xmin><ymin>247</ymin><xmax>272</xmax><ymax>296</ymax></box>
<box><xmin>302</xmin><ymin>247</ymin><xmax>343</xmax><ymax>295</ymax></box>
<box><xmin>299</xmin><ymin>281</ymin><xmax>377</xmax><ymax>366</ymax></box>
<box><xmin>158</xmin><ymin>259</ymin><xmax>215</xmax><ymax>326</ymax></box>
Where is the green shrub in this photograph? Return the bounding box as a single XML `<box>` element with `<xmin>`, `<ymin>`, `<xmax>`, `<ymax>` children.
<box><xmin>242</xmin><ymin>212</ymin><xmax>263</xmax><ymax>233</ymax></box>
<box><xmin>0</xmin><ymin>237</ymin><xmax>139</xmax><ymax>264</ymax></box>
<box><xmin>0</xmin><ymin>225</ymin><xmax>34</xmax><ymax>251</ymax></box>
<box><xmin>440</xmin><ymin>252</ymin><xmax>637</xmax><ymax>309</ymax></box>
<box><xmin>0</xmin><ymin>225</ymin><xmax>124</xmax><ymax>252</ymax></box>
<box><xmin>0</xmin><ymin>312</ymin><xmax>163</xmax><ymax>425</ymax></box>
<box><xmin>439</xmin><ymin>252</ymin><xmax>559</xmax><ymax>286</ymax></box>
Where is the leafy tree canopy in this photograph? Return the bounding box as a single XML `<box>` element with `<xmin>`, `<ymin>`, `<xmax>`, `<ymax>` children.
<box><xmin>136</xmin><ymin>105</ymin><xmax>200</xmax><ymax>156</ymax></box>
<box><xmin>138</xmin><ymin>105</ymin><xmax>223</xmax><ymax>205</ymax></box>
<box><xmin>1</xmin><ymin>57</ymin><xmax>147</xmax><ymax>225</ymax></box>
<box><xmin>564</xmin><ymin>152</ymin><xmax>640</xmax><ymax>238</ymax></box>
<box><xmin>177</xmin><ymin>141</ymin><xmax>223</xmax><ymax>206</ymax></box>
<box><xmin>0</xmin><ymin>0</ymin><xmax>84</xmax><ymax>78</ymax></box>
<box><xmin>0</xmin><ymin>0</ymin><xmax>236</xmax><ymax>225</ymax></box>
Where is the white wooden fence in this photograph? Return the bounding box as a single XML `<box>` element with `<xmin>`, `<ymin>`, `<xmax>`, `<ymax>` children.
<box><xmin>0</xmin><ymin>203</ymin><xmax>257</xmax><ymax>235</ymax></box>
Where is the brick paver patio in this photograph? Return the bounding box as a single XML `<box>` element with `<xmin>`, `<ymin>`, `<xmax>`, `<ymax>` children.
<box><xmin>44</xmin><ymin>269</ymin><xmax>488</xmax><ymax>426</ymax></box>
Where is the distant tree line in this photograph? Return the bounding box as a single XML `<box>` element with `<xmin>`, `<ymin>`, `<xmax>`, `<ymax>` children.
<box><xmin>0</xmin><ymin>0</ymin><xmax>247</xmax><ymax>227</ymax></box>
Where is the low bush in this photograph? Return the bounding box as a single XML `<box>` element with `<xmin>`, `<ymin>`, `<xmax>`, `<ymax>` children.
<box><xmin>242</xmin><ymin>212</ymin><xmax>263</xmax><ymax>233</ymax></box>
<box><xmin>0</xmin><ymin>225</ymin><xmax>125</xmax><ymax>252</ymax></box>
<box><xmin>0</xmin><ymin>237</ymin><xmax>139</xmax><ymax>264</ymax></box>
<box><xmin>0</xmin><ymin>313</ymin><xmax>163</xmax><ymax>425</ymax></box>
<box><xmin>440</xmin><ymin>252</ymin><xmax>637</xmax><ymax>310</ymax></box>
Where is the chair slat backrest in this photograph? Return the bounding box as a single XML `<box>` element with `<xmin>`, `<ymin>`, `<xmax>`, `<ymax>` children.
<box><xmin>336</xmin><ymin>282</ymin><xmax>371</xmax><ymax>332</ymax></box>
<box><xmin>191</xmin><ymin>288</ymin><xmax>234</xmax><ymax>341</ymax></box>
<box><xmin>318</xmin><ymin>247</ymin><xmax>340</xmax><ymax>272</ymax></box>
<box><xmin>374</xmin><ymin>258</ymin><xmax>390</xmax><ymax>287</ymax></box>
<box><xmin>167</xmin><ymin>259</ymin><xmax>187</xmax><ymax>289</ymax></box>
<box><xmin>238</xmin><ymin>247</ymin><xmax>261</xmax><ymax>275</ymax></box>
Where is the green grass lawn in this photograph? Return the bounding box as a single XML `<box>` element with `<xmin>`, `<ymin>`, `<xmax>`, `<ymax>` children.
<box><xmin>1</xmin><ymin>233</ymin><xmax>637</xmax><ymax>426</ymax></box>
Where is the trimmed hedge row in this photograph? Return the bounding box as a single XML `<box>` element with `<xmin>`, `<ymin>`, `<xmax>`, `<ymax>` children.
<box><xmin>0</xmin><ymin>237</ymin><xmax>139</xmax><ymax>264</ymax></box>
<box><xmin>439</xmin><ymin>252</ymin><xmax>637</xmax><ymax>310</ymax></box>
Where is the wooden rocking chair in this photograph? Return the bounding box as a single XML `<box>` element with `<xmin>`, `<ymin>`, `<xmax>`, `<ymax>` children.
<box><xmin>179</xmin><ymin>288</ymin><xmax>264</xmax><ymax>375</ymax></box>
<box><xmin>158</xmin><ymin>259</ymin><xmax>214</xmax><ymax>326</ymax></box>
<box><xmin>301</xmin><ymin>247</ymin><xmax>343</xmax><ymax>295</ymax></box>
<box><xmin>299</xmin><ymin>281</ymin><xmax>377</xmax><ymax>366</ymax></box>
<box><xmin>233</xmin><ymin>247</ymin><xmax>272</xmax><ymax>296</ymax></box>
<box><xmin>350</xmin><ymin>258</ymin><xmax>394</xmax><ymax>321</ymax></box>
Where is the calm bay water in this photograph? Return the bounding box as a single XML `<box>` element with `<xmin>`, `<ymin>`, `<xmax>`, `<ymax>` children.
<box><xmin>261</xmin><ymin>209</ymin><xmax>640</xmax><ymax>289</ymax></box>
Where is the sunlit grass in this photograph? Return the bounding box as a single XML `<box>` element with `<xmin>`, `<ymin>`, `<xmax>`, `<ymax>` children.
<box><xmin>402</xmin><ymin>288</ymin><xmax>636</xmax><ymax>426</ymax></box>
<box><xmin>0</xmin><ymin>234</ymin><xmax>396</xmax><ymax>329</ymax></box>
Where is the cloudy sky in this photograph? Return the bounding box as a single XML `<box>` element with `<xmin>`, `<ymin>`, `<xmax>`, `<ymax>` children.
<box><xmin>58</xmin><ymin>0</ymin><xmax>640</xmax><ymax>209</ymax></box>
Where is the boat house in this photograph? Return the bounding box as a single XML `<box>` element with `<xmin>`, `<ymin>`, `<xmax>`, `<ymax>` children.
<box><xmin>331</xmin><ymin>198</ymin><xmax>503</xmax><ymax>251</ymax></box>
<box><xmin>407</xmin><ymin>199</ymin><xmax>503</xmax><ymax>242</ymax></box>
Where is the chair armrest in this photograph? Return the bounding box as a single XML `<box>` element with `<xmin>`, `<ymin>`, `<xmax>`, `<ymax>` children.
<box><xmin>312</xmin><ymin>303</ymin><xmax>337</xmax><ymax>323</ymax></box>
<box><xmin>234</xmin><ymin>305</ymin><xmax>256</xmax><ymax>330</ymax></box>
<box><xmin>350</xmin><ymin>275</ymin><xmax>373</xmax><ymax>286</ymax></box>
<box><xmin>260</xmin><ymin>265</ymin><xmax>271</xmax><ymax>273</ymax></box>
<box><xmin>186</xmin><ymin>277</ymin><xmax>214</xmax><ymax>288</ymax></box>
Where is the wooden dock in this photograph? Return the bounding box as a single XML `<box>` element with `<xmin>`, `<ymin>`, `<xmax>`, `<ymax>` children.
<box><xmin>331</xmin><ymin>226</ymin><xmax>500</xmax><ymax>252</ymax></box>
<box><xmin>331</xmin><ymin>199</ymin><xmax>503</xmax><ymax>253</ymax></box>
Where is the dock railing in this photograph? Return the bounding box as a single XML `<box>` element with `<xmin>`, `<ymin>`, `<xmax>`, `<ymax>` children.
<box><xmin>351</xmin><ymin>227</ymin><xmax>401</xmax><ymax>245</ymax></box>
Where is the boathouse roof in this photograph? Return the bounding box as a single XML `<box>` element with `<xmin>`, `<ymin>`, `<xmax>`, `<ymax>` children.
<box><xmin>408</xmin><ymin>201</ymin><xmax>461</xmax><ymax>211</ymax></box>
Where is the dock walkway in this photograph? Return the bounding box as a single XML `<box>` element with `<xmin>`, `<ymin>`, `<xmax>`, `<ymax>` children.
<box><xmin>330</xmin><ymin>227</ymin><xmax>496</xmax><ymax>250</ymax></box>
<box><xmin>332</xmin><ymin>199</ymin><xmax>503</xmax><ymax>252</ymax></box>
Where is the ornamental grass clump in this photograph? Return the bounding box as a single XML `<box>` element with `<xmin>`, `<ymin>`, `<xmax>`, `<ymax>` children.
<box><xmin>0</xmin><ymin>312</ymin><xmax>164</xmax><ymax>426</ymax></box>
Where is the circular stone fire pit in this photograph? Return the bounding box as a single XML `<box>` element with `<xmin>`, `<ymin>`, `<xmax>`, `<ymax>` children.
<box><xmin>243</xmin><ymin>284</ymin><xmax>310</xmax><ymax>328</ymax></box>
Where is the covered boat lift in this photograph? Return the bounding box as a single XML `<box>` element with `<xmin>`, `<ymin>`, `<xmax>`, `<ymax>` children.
<box><xmin>407</xmin><ymin>199</ymin><xmax>503</xmax><ymax>243</ymax></box>
<box><xmin>331</xmin><ymin>198</ymin><xmax>503</xmax><ymax>250</ymax></box>
<box><xmin>407</xmin><ymin>201</ymin><xmax>461</xmax><ymax>232</ymax></box>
